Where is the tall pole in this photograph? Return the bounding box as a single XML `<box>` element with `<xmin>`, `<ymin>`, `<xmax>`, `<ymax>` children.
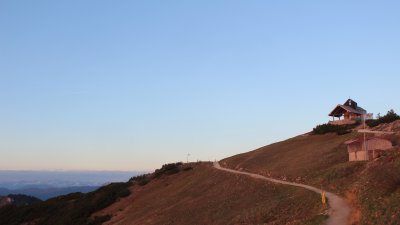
<box><xmin>187</xmin><ymin>153</ymin><xmax>190</xmax><ymax>163</ymax></box>
<box><xmin>362</xmin><ymin>114</ymin><xmax>368</xmax><ymax>160</ymax></box>
<box><xmin>364</xmin><ymin>132</ymin><xmax>367</xmax><ymax>160</ymax></box>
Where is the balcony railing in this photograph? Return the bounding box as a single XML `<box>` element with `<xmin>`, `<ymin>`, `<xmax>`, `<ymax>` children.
<box><xmin>328</xmin><ymin>119</ymin><xmax>357</xmax><ymax>125</ymax></box>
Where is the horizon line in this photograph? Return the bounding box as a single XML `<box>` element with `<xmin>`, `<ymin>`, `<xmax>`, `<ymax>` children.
<box><xmin>0</xmin><ymin>169</ymin><xmax>150</xmax><ymax>173</ymax></box>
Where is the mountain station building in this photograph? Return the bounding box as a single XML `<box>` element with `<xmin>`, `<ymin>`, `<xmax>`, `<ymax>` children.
<box><xmin>329</xmin><ymin>99</ymin><xmax>372</xmax><ymax>125</ymax></box>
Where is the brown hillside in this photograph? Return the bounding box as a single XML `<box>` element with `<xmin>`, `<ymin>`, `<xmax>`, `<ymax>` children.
<box><xmin>91</xmin><ymin>121</ymin><xmax>400</xmax><ymax>225</ymax></box>
<box><xmin>94</xmin><ymin>163</ymin><xmax>326</xmax><ymax>225</ymax></box>
<box><xmin>222</xmin><ymin>133</ymin><xmax>359</xmax><ymax>184</ymax></box>
<box><xmin>221</xmin><ymin>122</ymin><xmax>400</xmax><ymax>225</ymax></box>
<box><xmin>372</xmin><ymin>120</ymin><xmax>400</xmax><ymax>133</ymax></box>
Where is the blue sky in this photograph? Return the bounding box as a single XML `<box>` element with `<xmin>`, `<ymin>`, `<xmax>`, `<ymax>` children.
<box><xmin>1</xmin><ymin>1</ymin><xmax>399</xmax><ymax>171</ymax></box>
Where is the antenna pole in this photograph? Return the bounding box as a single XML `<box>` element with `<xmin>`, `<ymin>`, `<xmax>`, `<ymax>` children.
<box><xmin>362</xmin><ymin>114</ymin><xmax>368</xmax><ymax>160</ymax></box>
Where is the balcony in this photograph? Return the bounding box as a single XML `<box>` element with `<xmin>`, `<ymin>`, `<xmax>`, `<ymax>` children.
<box><xmin>328</xmin><ymin>119</ymin><xmax>357</xmax><ymax>125</ymax></box>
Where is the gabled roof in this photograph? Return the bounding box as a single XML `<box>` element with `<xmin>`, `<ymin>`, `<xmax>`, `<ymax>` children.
<box><xmin>329</xmin><ymin>104</ymin><xmax>366</xmax><ymax>117</ymax></box>
<box><xmin>344</xmin><ymin>137</ymin><xmax>392</xmax><ymax>152</ymax></box>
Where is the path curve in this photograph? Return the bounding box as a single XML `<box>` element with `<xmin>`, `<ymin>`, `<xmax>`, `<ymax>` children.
<box><xmin>213</xmin><ymin>162</ymin><xmax>350</xmax><ymax>225</ymax></box>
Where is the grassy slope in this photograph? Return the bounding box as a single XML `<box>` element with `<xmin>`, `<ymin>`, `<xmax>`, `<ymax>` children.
<box><xmin>94</xmin><ymin>163</ymin><xmax>326</xmax><ymax>225</ymax></box>
<box><xmin>222</xmin><ymin>133</ymin><xmax>358</xmax><ymax>184</ymax></box>
<box><xmin>356</xmin><ymin>151</ymin><xmax>400</xmax><ymax>224</ymax></box>
<box><xmin>221</xmin><ymin>131</ymin><xmax>400</xmax><ymax>225</ymax></box>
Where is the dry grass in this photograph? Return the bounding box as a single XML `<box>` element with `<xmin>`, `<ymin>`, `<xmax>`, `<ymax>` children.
<box><xmin>88</xmin><ymin>122</ymin><xmax>400</xmax><ymax>225</ymax></box>
<box><xmin>94</xmin><ymin>163</ymin><xmax>325</xmax><ymax>225</ymax></box>
<box><xmin>356</xmin><ymin>150</ymin><xmax>400</xmax><ymax>225</ymax></box>
<box><xmin>222</xmin><ymin>129</ymin><xmax>400</xmax><ymax>225</ymax></box>
<box><xmin>222</xmin><ymin>132</ymin><xmax>359</xmax><ymax>183</ymax></box>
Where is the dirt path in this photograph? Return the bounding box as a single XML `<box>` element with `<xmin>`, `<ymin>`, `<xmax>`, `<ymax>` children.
<box><xmin>214</xmin><ymin>162</ymin><xmax>351</xmax><ymax>225</ymax></box>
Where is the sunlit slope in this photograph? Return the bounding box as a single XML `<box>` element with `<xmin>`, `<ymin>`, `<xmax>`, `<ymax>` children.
<box><xmin>94</xmin><ymin>163</ymin><xmax>325</xmax><ymax>225</ymax></box>
<box><xmin>221</xmin><ymin>133</ymin><xmax>359</xmax><ymax>185</ymax></box>
<box><xmin>222</xmin><ymin>130</ymin><xmax>400</xmax><ymax>225</ymax></box>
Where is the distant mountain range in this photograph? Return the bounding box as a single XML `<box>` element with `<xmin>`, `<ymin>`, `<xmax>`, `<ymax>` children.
<box><xmin>0</xmin><ymin>186</ymin><xmax>99</xmax><ymax>200</ymax></box>
<box><xmin>0</xmin><ymin>170</ymin><xmax>140</xmax><ymax>189</ymax></box>
<box><xmin>0</xmin><ymin>170</ymin><xmax>143</xmax><ymax>200</ymax></box>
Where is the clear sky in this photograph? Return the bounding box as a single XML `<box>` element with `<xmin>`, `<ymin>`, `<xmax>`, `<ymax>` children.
<box><xmin>1</xmin><ymin>1</ymin><xmax>399</xmax><ymax>171</ymax></box>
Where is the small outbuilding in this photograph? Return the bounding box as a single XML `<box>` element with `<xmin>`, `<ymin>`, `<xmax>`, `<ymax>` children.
<box><xmin>344</xmin><ymin>137</ymin><xmax>393</xmax><ymax>161</ymax></box>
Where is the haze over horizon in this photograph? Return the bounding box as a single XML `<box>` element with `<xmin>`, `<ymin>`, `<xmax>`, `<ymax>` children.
<box><xmin>0</xmin><ymin>170</ymin><xmax>140</xmax><ymax>189</ymax></box>
<box><xmin>1</xmin><ymin>1</ymin><xmax>400</xmax><ymax>171</ymax></box>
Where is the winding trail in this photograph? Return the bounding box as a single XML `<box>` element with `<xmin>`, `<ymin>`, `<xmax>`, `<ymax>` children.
<box><xmin>213</xmin><ymin>162</ymin><xmax>351</xmax><ymax>225</ymax></box>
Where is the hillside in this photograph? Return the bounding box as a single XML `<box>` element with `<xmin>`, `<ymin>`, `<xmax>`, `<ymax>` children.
<box><xmin>222</xmin><ymin>123</ymin><xmax>400</xmax><ymax>224</ymax></box>
<box><xmin>0</xmin><ymin>182</ymin><xmax>130</xmax><ymax>225</ymax></box>
<box><xmin>0</xmin><ymin>194</ymin><xmax>41</xmax><ymax>208</ymax></box>
<box><xmin>0</xmin><ymin>163</ymin><xmax>325</xmax><ymax>225</ymax></box>
<box><xmin>93</xmin><ymin>163</ymin><xmax>325</xmax><ymax>225</ymax></box>
<box><xmin>1</xmin><ymin>121</ymin><xmax>399</xmax><ymax>225</ymax></box>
